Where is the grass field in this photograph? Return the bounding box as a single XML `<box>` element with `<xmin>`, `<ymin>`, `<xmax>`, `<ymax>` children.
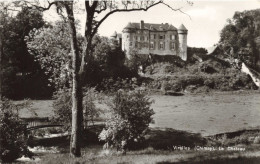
<box><xmin>18</xmin><ymin>91</ymin><xmax>260</xmax><ymax>136</ymax></box>
<box><xmin>150</xmin><ymin>91</ymin><xmax>260</xmax><ymax>136</ymax></box>
<box><xmin>15</xmin><ymin>91</ymin><xmax>260</xmax><ymax>163</ymax></box>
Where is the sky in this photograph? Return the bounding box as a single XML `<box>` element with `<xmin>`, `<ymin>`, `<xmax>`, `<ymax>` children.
<box><xmin>43</xmin><ymin>0</ymin><xmax>260</xmax><ymax>48</ymax></box>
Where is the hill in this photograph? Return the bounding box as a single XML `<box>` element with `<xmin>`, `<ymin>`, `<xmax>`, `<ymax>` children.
<box><xmin>139</xmin><ymin>53</ymin><xmax>258</xmax><ymax>93</ymax></box>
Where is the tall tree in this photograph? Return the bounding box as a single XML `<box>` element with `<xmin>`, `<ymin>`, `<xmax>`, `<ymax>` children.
<box><xmin>0</xmin><ymin>2</ymin><xmax>8</xmax><ymax>100</ymax></box>
<box><xmin>19</xmin><ymin>0</ymin><xmax>189</xmax><ymax>157</ymax></box>
<box><xmin>0</xmin><ymin>9</ymin><xmax>3</xmax><ymax>100</ymax></box>
<box><xmin>219</xmin><ymin>9</ymin><xmax>260</xmax><ymax>69</ymax></box>
<box><xmin>0</xmin><ymin>3</ymin><xmax>52</xmax><ymax>99</ymax></box>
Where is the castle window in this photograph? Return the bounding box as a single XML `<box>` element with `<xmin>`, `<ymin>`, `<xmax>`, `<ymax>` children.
<box><xmin>170</xmin><ymin>42</ymin><xmax>175</xmax><ymax>50</ymax></box>
<box><xmin>138</xmin><ymin>43</ymin><xmax>142</xmax><ymax>49</ymax></box>
<box><xmin>130</xmin><ymin>42</ymin><xmax>132</xmax><ymax>46</ymax></box>
<box><xmin>159</xmin><ymin>35</ymin><xmax>165</xmax><ymax>40</ymax></box>
<box><xmin>159</xmin><ymin>42</ymin><xmax>165</xmax><ymax>50</ymax></box>
<box><xmin>170</xmin><ymin>35</ymin><xmax>175</xmax><ymax>40</ymax></box>
<box><xmin>135</xmin><ymin>36</ymin><xmax>137</xmax><ymax>40</ymax></box>
<box><xmin>135</xmin><ymin>42</ymin><xmax>138</xmax><ymax>48</ymax></box>
<box><xmin>150</xmin><ymin>42</ymin><xmax>154</xmax><ymax>49</ymax></box>
<box><xmin>147</xmin><ymin>36</ymin><xmax>149</xmax><ymax>41</ymax></box>
<box><xmin>141</xmin><ymin>36</ymin><xmax>144</xmax><ymax>41</ymax></box>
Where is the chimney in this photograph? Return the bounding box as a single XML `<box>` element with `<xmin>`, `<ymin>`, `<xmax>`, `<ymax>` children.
<box><xmin>140</xmin><ymin>20</ymin><xmax>144</xmax><ymax>29</ymax></box>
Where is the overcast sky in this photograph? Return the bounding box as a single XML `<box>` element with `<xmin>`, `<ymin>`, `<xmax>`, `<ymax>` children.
<box><xmin>43</xmin><ymin>0</ymin><xmax>260</xmax><ymax>48</ymax></box>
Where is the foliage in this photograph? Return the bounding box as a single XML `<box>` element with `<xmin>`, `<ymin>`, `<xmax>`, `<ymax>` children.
<box><xmin>83</xmin><ymin>88</ymin><xmax>103</xmax><ymax>127</ymax></box>
<box><xmin>0</xmin><ymin>99</ymin><xmax>32</xmax><ymax>162</ymax></box>
<box><xmin>99</xmin><ymin>90</ymin><xmax>154</xmax><ymax>152</ymax></box>
<box><xmin>219</xmin><ymin>9</ymin><xmax>260</xmax><ymax>69</ymax></box>
<box><xmin>52</xmin><ymin>89</ymin><xmax>72</xmax><ymax>130</ymax></box>
<box><xmin>98</xmin><ymin>77</ymin><xmax>139</xmax><ymax>93</ymax></box>
<box><xmin>187</xmin><ymin>47</ymin><xmax>208</xmax><ymax>63</ymax></box>
<box><xmin>125</xmin><ymin>49</ymin><xmax>150</xmax><ymax>73</ymax></box>
<box><xmin>145</xmin><ymin>70</ymin><xmax>257</xmax><ymax>93</ymax></box>
<box><xmin>92</xmin><ymin>35</ymin><xmax>125</xmax><ymax>69</ymax></box>
<box><xmin>27</xmin><ymin>27</ymin><xmax>133</xmax><ymax>90</ymax></box>
<box><xmin>1</xmin><ymin>7</ymin><xmax>53</xmax><ymax>99</ymax></box>
<box><xmin>187</xmin><ymin>47</ymin><xmax>208</xmax><ymax>55</ymax></box>
<box><xmin>26</xmin><ymin>20</ymin><xmax>81</xmax><ymax>89</ymax></box>
<box><xmin>84</xmin><ymin>36</ymin><xmax>137</xmax><ymax>90</ymax></box>
<box><xmin>52</xmin><ymin>88</ymin><xmax>102</xmax><ymax>130</ymax></box>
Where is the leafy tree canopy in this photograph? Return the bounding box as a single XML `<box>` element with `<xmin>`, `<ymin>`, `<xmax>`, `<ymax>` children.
<box><xmin>1</xmin><ymin>6</ymin><xmax>53</xmax><ymax>99</ymax></box>
<box><xmin>219</xmin><ymin>9</ymin><xmax>260</xmax><ymax>69</ymax></box>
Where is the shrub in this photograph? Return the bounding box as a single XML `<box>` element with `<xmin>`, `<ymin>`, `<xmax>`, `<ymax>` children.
<box><xmin>83</xmin><ymin>88</ymin><xmax>103</xmax><ymax>127</ymax></box>
<box><xmin>52</xmin><ymin>89</ymin><xmax>72</xmax><ymax>130</ymax></box>
<box><xmin>99</xmin><ymin>90</ymin><xmax>154</xmax><ymax>153</ymax></box>
<box><xmin>52</xmin><ymin>88</ymin><xmax>102</xmax><ymax>131</ymax></box>
<box><xmin>204</xmin><ymin>78</ymin><xmax>215</xmax><ymax>88</ymax></box>
<box><xmin>0</xmin><ymin>99</ymin><xmax>32</xmax><ymax>162</ymax></box>
<box><xmin>98</xmin><ymin>77</ymin><xmax>139</xmax><ymax>93</ymax></box>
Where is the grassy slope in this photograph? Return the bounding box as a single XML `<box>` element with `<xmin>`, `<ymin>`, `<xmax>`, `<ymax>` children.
<box><xmin>142</xmin><ymin>54</ymin><xmax>258</xmax><ymax>93</ymax></box>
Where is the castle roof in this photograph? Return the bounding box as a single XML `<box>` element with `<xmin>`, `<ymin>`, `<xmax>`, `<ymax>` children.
<box><xmin>111</xmin><ymin>31</ymin><xmax>117</xmax><ymax>37</ymax></box>
<box><xmin>117</xmin><ymin>33</ymin><xmax>122</xmax><ymax>38</ymax></box>
<box><xmin>123</xmin><ymin>22</ymin><xmax>178</xmax><ymax>31</ymax></box>
<box><xmin>178</xmin><ymin>24</ymin><xmax>188</xmax><ymax>31</ymax></box>
<box><xmin>124</xmin><ymin>22</ymin><xmax>135</xmax><ymax>29</ymax></box>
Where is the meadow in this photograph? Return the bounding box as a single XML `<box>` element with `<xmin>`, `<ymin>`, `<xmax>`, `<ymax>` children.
<box><xmin>19</xmin><ymin>91</ymin><xmax>260</xmax><ymax>136</ymax></box>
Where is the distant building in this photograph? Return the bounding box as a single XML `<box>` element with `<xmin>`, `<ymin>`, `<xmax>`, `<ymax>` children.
<box><xmin>110</xmin><ymin>31</ymin><xmax>122</xmax><ymax>48</ymax></box>
<box><xmin>118</xmin><ymin>20</ymin><xmax>188</xmax><ymax>61</ymax></box>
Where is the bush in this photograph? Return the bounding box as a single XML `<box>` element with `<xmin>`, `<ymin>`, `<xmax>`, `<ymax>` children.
<box><xmin>98</xmin><ymin>77</ymin><xmax>139</xmax><ymax>93</ymax></box>
<box><xmin>52</xmin><ymin>88</ymin><xmax>102</xmax><ymax>131</ymax></box>
<box><xmin>52</xmin><ymin>89</ymin><xmax>72</xmax><ymax>130</ymax></box>
<box><xmin>125</xmin><ymin>49</ymin><xmax>151</xmax><ymax>73</ymax></box>
<box><xmin>0</xmin><ymin>99</ymin><xmax>32</xmax><ymax>162</ymax></box>
<box><xmin>99</xmin><ymin>90</ymin><xmax>154</xmax><ymax>152</ymax></box>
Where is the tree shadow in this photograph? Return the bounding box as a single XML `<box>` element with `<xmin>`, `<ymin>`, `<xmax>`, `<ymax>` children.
<box><xmin>158</xmin><ymin>156</ymin><xmax>260</xmax><ymax>164</ymax></box>
<box><xmin>130</xmin><ymin>127</ymin><xmax>207</xmax><ymax>150</ymax></box>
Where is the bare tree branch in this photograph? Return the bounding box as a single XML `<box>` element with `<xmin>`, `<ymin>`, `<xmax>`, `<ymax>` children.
<box><xmin>91</xmin><ymin>0</ymin><xmax>191</xmax><ymax>37</ymax></box>
<box><xmin>91</xmin><ymin>0</ymin><xmax>163</xmax><ymax>37</ymax></box>
<box><xmin>95</xmin><ymin>1</ymin><xmax>107</xmax><ymax>14</ymax></box>
<box><xmin>22</xmin><ymin>0</ymin><xmax>57</xmax><ymax>11</ymax></box>
<box><xmin>161</xmin><ymin>2</ymin><xmax>191</xmax><ymax>20</ymax></box>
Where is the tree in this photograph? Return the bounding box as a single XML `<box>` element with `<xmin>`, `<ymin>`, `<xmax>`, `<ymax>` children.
<box><xmin>0</xmin><ymin>3</ymin><xmax>53</xmax><ymax>99</ymax></box>
<box><xmin>26</xmin><ymin>20</ymin><xmax>78</xmax><ymax>89</ymax></box>
<box><xmin>18</xmin><ymin>0</ymin><xmax>190</xmax><ymax>157</ymax></box>
<box><xmin>0</xmin><ymin>5</ymin><xmax>4</xmax><ymax>100</ymax></box>
<box><xmin>0</xmin><ymin>2</ymin><xmax>10</xmax><ymax>100</ymax></box>
<box><xmin>219</xmin><ymin>9</ymin><xmax>260</xmax><ymax>70</ymax></box>
<box><xmin>0</xmin><ymin>99</ymin><xmax>32</xmax><ymax>162</ymax></box>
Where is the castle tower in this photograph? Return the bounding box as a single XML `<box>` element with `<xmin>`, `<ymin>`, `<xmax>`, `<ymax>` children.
<box><xmin>178</xmin><ymin>24</ymin><xmax>188</xmax><ymax>61</ymax></box>
<box><xmin>122</xmin><ymin>22</ymin><xmax>135</xmax><ymax>58</ymax></box>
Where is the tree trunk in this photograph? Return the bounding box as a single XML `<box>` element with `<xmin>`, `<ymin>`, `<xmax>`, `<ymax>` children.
<box><xmin>0</xmin><ymin>12</ymin><xmax>3</xmax><ymax>100</ymax></box>
<box><xmin>0</xmin><ymin>29</ymin><xmax>2</xmax><ymax>100</ymax></box>
<box><xmin>64</xmin><ymin>2</ymin><xmax>83</xmax><ymax>157</ymax></box>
